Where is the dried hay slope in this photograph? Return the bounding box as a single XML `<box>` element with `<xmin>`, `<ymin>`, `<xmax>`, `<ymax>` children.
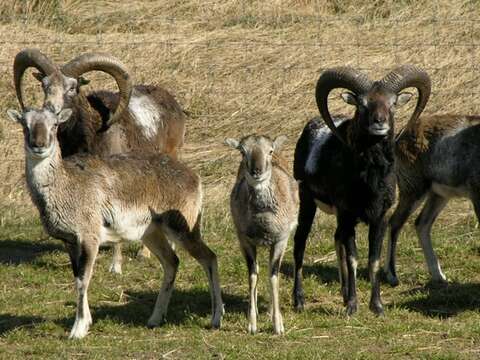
<box><xmin>0</xmin><ymin>0</ymin><xmax>479</xmax><ymax>218</ymax></box>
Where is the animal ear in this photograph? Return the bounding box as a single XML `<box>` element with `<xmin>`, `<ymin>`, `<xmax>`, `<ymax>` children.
<box><xmin>57</xmin><ymin>109</ymin><xmax>73</xmax><ymax>124</ymax></box>
<box><xmin>224</xmin><ymin>138</ymin><xmax>240</xmax><ymax>149</ymax></box>
<box><xmin>340</xmin><ymin>92</ymin><xmax>358</xmax><ymax>106</ymax></box>
<box><xmin>78</xmin><ymin>76</ymin><xmax>90</xmax><ymax>86</ymax></box>
<box><xmin>396</xmin><ymin>92</ymin><xmax>413</xmax><ymax>107</ymax></box>
<box><xmin>6</xmin><ymin>109</ymin><xmax>22</xmax><ymax>123</ymax></box>
<box><xmin>273</xmin><ymin>135</ymin><xmax>287</xmax><ymax>151</ymax></box>
<box><xmin>32</xmin><ymin>72</ymin><xmax>45</xmax><ymax>82</ymax></box>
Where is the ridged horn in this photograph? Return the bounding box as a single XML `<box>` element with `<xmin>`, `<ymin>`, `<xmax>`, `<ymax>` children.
<box><xmin>315</xmin><ymin>67</ymin><xmax>372</xmax><ymax>145</ymax></box>
<box><xmin>61</xmin><ymin>53</ymin><xmax>132</xmax><ymax>127</ymax></box>
<box><xmin>379</xmin><ymin>64</ymin><xmax>431</xmax><ymax>129</ymax></box>
<box><xmin>14</xmin><ymin>48</ymin><xmax>58</xmax><ymax>109</ymax></box>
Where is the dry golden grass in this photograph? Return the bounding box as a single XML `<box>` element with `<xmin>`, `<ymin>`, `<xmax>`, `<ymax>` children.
<box><xmin>0</xmin><ymin>0</ymin><xmax>479</xmax><ymax>221</ymax></box>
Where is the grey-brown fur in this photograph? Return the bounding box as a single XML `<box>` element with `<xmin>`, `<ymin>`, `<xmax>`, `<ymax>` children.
<box><xmin>15</xmin><ymin>49</ymin><xmax>188</xmax><ymax>270</ymax></box>
<box><xmin>226</xmin><ymin>134</ymin><xmax>298</xmax><ymax>334</ymax></box>
<box><xmin>6</xmin><ymin>107</ymin><xmax>222</xmax><ymax>339</ymax></box>
<box><xmin>385</xmin><ymin>114</ymin><xmax>480</xmax><ymax>286</ymax></box>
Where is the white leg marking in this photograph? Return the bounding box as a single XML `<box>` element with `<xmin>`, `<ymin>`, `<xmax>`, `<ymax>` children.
<box><xmin>248</xmin><ymin>271</ymin><xmax>258</xmax><ymax>334</ymax></box>
<box><xmin>269</xmin><ymin>241</ymin><xmax>287</xmax><ymax>335</ymax></box>
<box><xmin>416</xmin><ymin>223</ymin><xmax>447</xmax><ymax>282</ymax></box>
<box><xmin>69</xmin><ymin>278</ymin><xmax>92</xmax><ymax>339</ymax></box>
<box><xmin>109</xmin><ymin>243</ymin><xmax>122</xmax><ymax>274</ymax></box>
<box><xmin>269</xmin><ymin>273</ymin><xmax>284</xmax><ymax>335</ymax></box>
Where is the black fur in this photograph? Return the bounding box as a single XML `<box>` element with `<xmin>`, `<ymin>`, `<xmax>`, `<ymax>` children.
<box><xmin>292</xmin><ymin>116</ymin><xmax>396</xmax><ymax>315</ymax></box>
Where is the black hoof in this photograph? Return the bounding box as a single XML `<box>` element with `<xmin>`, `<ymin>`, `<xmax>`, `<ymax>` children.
<box><xmin>341</xmin><ymin>289</ymin><xmax>349</xmax><ymax>306</ymax></box>
<box><xmin>293</xmin><ymin>292</ymin><xmax>305</xmax><ymax>312</ymax></box>
<box><xmin>383</xmin><ymin>270</ymin><xmax>400</xmax><ymax>287</ymax></box>
<box><xmin>369</xmin><ymin>302</ymin><xmax>384</xmax><ymax>317</ymax></box>
<box><xmin>346</xmin><ymin>302</ymin><xmax>357</xmax><ymax>316</ymax></box>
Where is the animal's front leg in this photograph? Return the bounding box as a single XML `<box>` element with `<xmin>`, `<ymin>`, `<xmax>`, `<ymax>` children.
<box><xmin>68</xmin><ymin>237</ymin><xmax>99</xmax><ymax>339</ymax></box>
<box><xmin>240</xmin><ymin>241</ymin><xmax>258</xmax><ymax>334</ymax></box>
<box><xmin>335</xmin><ymin>215</ymin><xmax>357</xmax><ymax>315</ymax></box>
<box><xmin>269</xmin><ymin>239</ymin><xmax>287</xmax><ymax>335</ymax></box>
<box><xmin>292</xmin><ymin>185</ymin><xmax>317</xmax><ymax>311</ymax></box>
<box><xmin>368</xmin><ymin>217</ymin><xmax>387</xmax><ymax>316</ymax></box>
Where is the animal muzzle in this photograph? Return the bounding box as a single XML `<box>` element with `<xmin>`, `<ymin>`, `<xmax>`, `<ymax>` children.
<box><xmin>368</xmin><ymin>123</ymin><xmax>390</xmax><ymax>136</ymax></box>
<box><xmin>28</xmin><ymin>123</ymin><xmax>51</xmax><ymax>156</ymax></box>
<box><xmin>369</xmin><ymin>115</ymin><xmax>390</xmax><ymax>136</ymax></box>
<box><xmin>250</xmin><ymin>167</ymin><xmax>264</xmax><ymax>180</ymax></box>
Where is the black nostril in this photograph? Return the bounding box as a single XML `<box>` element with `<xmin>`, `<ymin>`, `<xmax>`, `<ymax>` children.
<box><xmin>252</xmin><ymin>168</ymin><xmax>261</xmax><ymax>176</ymax></box>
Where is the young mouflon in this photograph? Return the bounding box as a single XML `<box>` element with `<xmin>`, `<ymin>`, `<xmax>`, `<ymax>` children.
<box><xmin>226</xmin><ymin>134</ymin><xmax>298</xmax><ymax>334</ymax></box>
<box><xmin>7</xmin><ymin>107</ymin><xmax>222</xmax><ymax>339</ymax></box>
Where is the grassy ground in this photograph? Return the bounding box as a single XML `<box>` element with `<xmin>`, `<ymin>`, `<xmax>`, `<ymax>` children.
<box><xmin>1</xmin><ymin>204</ymin><xmax>480</xmax><ymax>358</ymax></box>
<box><xmin>1</xmin><ymin>0</ymin><xmax>480</xmax><ymax>358</ymax></box>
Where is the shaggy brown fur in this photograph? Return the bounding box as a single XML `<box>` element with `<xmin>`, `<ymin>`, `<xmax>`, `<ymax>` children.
<box><xmin>7</xmin><ymin>107</ymin><xmax>222</xmax><ymax>339</ymax></box>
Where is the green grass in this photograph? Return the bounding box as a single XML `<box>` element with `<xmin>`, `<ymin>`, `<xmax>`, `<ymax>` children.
<box><xmin>1</xmin><ymin>204</ymin><xmax>480</xmax><ymax>359</ymax></box>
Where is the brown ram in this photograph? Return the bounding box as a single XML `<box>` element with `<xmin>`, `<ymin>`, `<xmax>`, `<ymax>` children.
<box><xmin>14</xmin><ymin>48</ymin><xmax>187</xmax><ymax>271</ymax></box>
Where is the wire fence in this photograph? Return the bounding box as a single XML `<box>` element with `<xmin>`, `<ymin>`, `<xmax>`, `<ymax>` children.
<box><xmin>1</xmin><ymin>1</ymin><xmax>480</xmax><ymax>209</ymax></box>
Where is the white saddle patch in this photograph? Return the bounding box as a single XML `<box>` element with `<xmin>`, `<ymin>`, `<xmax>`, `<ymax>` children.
<box><xmin>128</xmin><ymin>93</ymin><xmax>163</xmax><ymax>139</ymax></box>
<box><xmin>305</xmin><ymin>119</ymin><xmax>345</xmax><ymax>175</ymax></box>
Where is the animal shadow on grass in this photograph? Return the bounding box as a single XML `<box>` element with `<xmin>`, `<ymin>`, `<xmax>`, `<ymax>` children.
<box><xmin>0</xmin><ymin>238</ymin><xmax>63</xmax><ymax>265</ymax></box>
<box><xmin>0</xmin><ymin>314</ymin><xmax>45</xmax><ymax>335</ymax></box>
<box><xmin>58</xmin><ymin>288</ymin><xmax>250</xmax><ymax>330</ymax></box>
<box><xmin>399</xmin><ymin>282</ymin><xmax>480</xmax><ymax>318</ymax></box>
<box><xmin>281</xmin><ymin>261</ymin><xmax>370</xmax><ymax>284</ymax></box>
<box><xmin>280</xmin><ymin>261</ymin><xmax>370</xmax><ymax>315</ymax></box>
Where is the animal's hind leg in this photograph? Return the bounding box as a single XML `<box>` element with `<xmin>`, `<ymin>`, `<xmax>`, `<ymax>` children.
<box><xmin>167</xmin><ymin>219</ymin><xmax>224</xmax><ymax>329</ymax></box>
<box><xmin>385</xmin><ymin>191</ymin><xmax>425</xmax><ymax>286</ymax></box>
<box><xmin>142</xmin><ymin>230</ymin><xmax>179</xmax><ymax>327</ymax></box>
<box><xmin>109</xmin><ymin>242</ymin><xmax>123</xmax><ymax>274</ymax></box>
<box><xmin>292</xmin><ymin>184</ymin><xmax>317</xmax><ymax>311</ymax></box>
<box><xmin>415</xmin><ymin>192</ymin><xmax>448</xmax><ymax>283</ymax></box>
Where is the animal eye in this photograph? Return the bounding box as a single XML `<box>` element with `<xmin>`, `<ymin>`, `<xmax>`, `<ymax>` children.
<box><xmin>269</xmin><ymin>149</ymin><xmax>274</xmax><ymax>155</ymax></box>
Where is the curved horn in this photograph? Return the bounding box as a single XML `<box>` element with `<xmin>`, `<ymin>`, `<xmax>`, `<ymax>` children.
<box><xmin>61</xmin><ymin>53</ymin><xmax>132</xmax><ymax>127</ymax></box>
<box><xmin>14</xmin><ymin>48</ymin><xmax>58</xmax><ymax>110</ymax></box>
<box><xmin>315</xmin><ymin>67</ymin><xmax>372</xmax><ymax>145</ymax></box>
<box><xmin>379</xmin><ymin>65</ymin><xmax>431</xmax><ymax>128</ymax></box>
